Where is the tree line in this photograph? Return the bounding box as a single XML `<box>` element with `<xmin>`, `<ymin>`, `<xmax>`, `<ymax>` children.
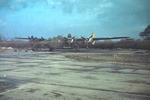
<box><xmin>0</xmin><ymin>25</ymin><xmax>150</xmax><ymax>50</ymax></box>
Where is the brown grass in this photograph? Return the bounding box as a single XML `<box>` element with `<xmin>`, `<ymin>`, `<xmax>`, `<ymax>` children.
<box><xmin>64</xmin><ymin>53</ymin><xmax>150</xmax><ymax>66</ymax></box>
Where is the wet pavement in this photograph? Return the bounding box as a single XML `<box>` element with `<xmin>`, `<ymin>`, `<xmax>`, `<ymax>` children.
<box><xmin>0</xmin><ymin>49</ymin><xmax>150</xmax><ymax>100</ymax></box>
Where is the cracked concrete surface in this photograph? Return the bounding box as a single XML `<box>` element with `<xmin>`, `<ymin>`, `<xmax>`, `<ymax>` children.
<box><xmin>0</xmin><ymin>49</ymin><xmax>150</xmax><ymax>100</ymax></box>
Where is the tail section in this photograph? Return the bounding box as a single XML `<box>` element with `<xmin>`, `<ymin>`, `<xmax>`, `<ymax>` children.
<box><xmin>91</xmin><ymin>33</ymin><xmax>95</xmax><ymax>45</ymax></box>
<box><xmin>67</xmin><ymin>33</ymin><xmax>72</xmax><ymax>38</ymax></box>
<box><xmin>91</xmin><ymin>32</ymin><xmax>95</xmax><ymax>38</ymax></box>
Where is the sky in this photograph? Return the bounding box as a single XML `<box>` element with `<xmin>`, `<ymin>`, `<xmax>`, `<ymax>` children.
<box><xmin>0</xmin><ymin>0</ymin><xmax>150</xmax><ymax>39</ymax></box>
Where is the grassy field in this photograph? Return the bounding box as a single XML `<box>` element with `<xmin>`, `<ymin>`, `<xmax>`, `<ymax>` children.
<box><xmin>64</xmin><ymin>53</ymin><xmax>150</xmax><ymax>66</ymax></box>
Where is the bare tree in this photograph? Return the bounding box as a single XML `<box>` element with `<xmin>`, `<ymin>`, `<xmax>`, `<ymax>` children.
<box><xmin>0</xmin><ymin>34</ymin><xmax>4</xmax><ymax>42</ymax></box>
<box><xmin>139</xmin><ymin>25</ymin><xmax>150</xmax><ymax>40</ymax></box>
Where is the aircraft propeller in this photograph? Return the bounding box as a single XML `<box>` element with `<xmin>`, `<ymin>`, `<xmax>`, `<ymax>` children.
<box><xmin>81</xmin><ymin>33</ymin><xmax>96</xmax><ymax>48</ymax></box>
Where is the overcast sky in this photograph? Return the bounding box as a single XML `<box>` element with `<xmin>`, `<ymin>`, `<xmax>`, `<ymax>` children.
<box><xmin>0</xmin><ymin>0</ymin><xmax>150</xmax><ymax>39</ymax></box>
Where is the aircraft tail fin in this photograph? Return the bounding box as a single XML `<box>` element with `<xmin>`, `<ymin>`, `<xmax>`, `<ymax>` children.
<box><xmin>91</xmin><ymin>32</ymin><xmax>95</xmax><ymax>38</ymax></box>
<box><xmin>89</xmin><ymin>32</ymin><xmax>95</xmax><ymax>38</ymax></box>
<box><xmin>67</xmin><ymin>33</ymin><xmax>72</xmax><ymax>38</ymax></box>
<box><xmin>91</xmin><ymin>32</ymin><xmax>95</xmax><ymax>45</ymax></box>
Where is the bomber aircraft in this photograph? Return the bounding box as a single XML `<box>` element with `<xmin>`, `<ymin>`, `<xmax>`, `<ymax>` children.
<box><xmin>15</xmin><ymin>36</ymin><xmax>54</xmax><ymax>51</ymax></box>
<box><xmin>60</xmin><ymin>33</ymin><xmax>129</xmax><ymax>51</ymax></box>
<box><xmin>15</xmin><ymin>33</ymin><xmax>129</xmax><ymax>52</ymax></box>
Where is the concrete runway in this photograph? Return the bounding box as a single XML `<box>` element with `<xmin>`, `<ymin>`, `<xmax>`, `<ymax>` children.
<box><xmin>0</xmin><ymin>49</ymin><xmax>150</xmax><ymax>100</ymax></box>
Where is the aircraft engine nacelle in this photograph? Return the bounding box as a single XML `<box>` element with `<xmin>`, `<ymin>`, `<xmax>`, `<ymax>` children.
<box><xmin>67</xmin><ymin>38</ymin><xmax>74</xmax><ymax>43</ymax></box>
<box><xmin>84</xmin><ymin>38</ymin><xmax>93</xmax><ymax>43</ymax></box>
<box><xmin>88</xmin><ymin>38</ymin><xmax>93</xmax><ymax>42</ymax></box>
<box><xmin>88</xmin><ymin>38</ymin><xmax>95</xmax><ymax>45</ymax></box>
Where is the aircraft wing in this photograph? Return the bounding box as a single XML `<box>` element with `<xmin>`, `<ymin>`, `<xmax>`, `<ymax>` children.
<box><xmin>75</xmin><ymin>38</ymin><xmax>84</xmax><ymax>41</ymax></box>
<box><xmin>15</xmin><ymin>37</ymin><xmax>29</xmax><ymax>39</ymax></box>
<box><xmin>38</xmin><ymin>37</ymin><xmax>45</xmax><ymax>41</ymax></box>
<box><xmin>15</xmin><ymin>37</ymin><xmax>45</xmax><ymax>41</ymax></box>
<box><xmin>93</xmin><ymin>37</ymin><xmax>129</xmax><ymax>40</ymax></box>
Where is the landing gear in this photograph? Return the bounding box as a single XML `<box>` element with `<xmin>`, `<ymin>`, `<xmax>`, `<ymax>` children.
<box><xmin>74</xmin><ymin>42</ymin><xmax>80</xmax><ymax>52</ymax></box>
<box><xmin>49</xmin><ymin>47</ymin><xmax>55</xmax><ymax>51</ymax></box>
<box><xmin>86</xmin><ymin>42</ymin><xmax>89</xmax><ymax>49</ymax></box>
<box><xmin>45</xmin><ymin>43</ymin><xmax>55</xmax><ymax>51</ymax></box>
